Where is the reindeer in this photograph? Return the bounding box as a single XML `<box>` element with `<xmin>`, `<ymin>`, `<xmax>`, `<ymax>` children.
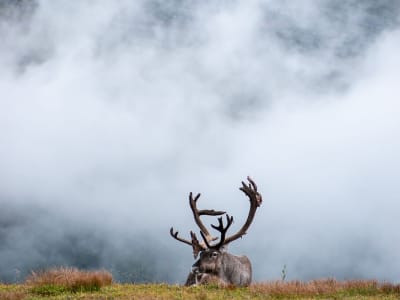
<box><xmin>170</xmin><ymin>177</ymin><xmax>262</xmax><ymax>287</ymax></box>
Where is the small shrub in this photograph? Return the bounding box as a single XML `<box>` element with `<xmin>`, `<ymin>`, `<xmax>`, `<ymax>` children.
<box><xmin>25</xmin><ymin>267</ymin><xmax>112</xmax><ymax>295</ymax></box>
<box><xmin>281</xmin><ymin>264</ymin><xmax>287</xmax><ymax>281</ymax></box>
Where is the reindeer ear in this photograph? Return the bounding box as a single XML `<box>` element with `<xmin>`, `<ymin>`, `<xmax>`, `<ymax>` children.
<box><xmin>192</xmin><ymin>247</ymin><xmax>200</xmax><ymax>259</ymax></box>
<box><xmin>190</xmin><ymin>231</ymin><xmax>204</xmax><ymax>259</ymax></box>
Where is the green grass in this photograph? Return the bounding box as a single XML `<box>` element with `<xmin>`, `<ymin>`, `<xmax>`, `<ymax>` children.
<box><xmin>0</xmin><ymin>268</ymin><xmax>398</xmax><ymax>299</ymax></box>
<box><xmin>1</xmin><ymin>280</ymin><xmax>400</xmax><ymax>300</ymax></box>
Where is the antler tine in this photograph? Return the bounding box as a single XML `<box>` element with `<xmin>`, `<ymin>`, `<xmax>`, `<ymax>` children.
<box><xmin>200</xmin><ymin>231</ymin><xmax>212</xmax><ymax>249</ymax></box>
<box><xmin>247</xmin><ymin>176</ymin><xmax>258</xmax><ymax>192</ymax></box>
<box><xmin>170</xmin><ymin>228</ymin><xmax>206</xmax><ymax>258</ymax></box>
<box><xmin>210</xmin><ymin>214</ymin><xmax>234</xmax><ymax>249</ymax></box>
<box><xmin>189</xmin><ymin>192</ymin><xmax>225</xmax><ymax>243</ymax></box>
<box><xmin>223</xmin><ymin>177</ymin><xmax>262</xmax><ymax>245</ymax></box>
<box><xmin>170</xmin><ymin>227</ymin><xmax>193</xmax><ymax>246</ymax></box>
<box><xmin>241</xmin><ymin>176</ymin><xmax>262</xmax><ymax>207</ymax></box>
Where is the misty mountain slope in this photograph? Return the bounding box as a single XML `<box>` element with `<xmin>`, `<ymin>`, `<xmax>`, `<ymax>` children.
<box><xmin>0</xmin><ymin>0</ymin><xmax>399</xmax><ymax>283</ymax></box>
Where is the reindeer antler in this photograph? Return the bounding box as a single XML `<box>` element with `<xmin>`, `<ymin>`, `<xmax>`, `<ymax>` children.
<box><xmin>200</xmin><ymin>214</ymin><xmax>234</xmax><ymax>249</ymax></box>
<box><xmin>222</xmin><ymin>176</ymin><xmax>262</xmax><ymax>245</ymax></box>
<box><xmin>189</xmin><ymin>192</ymin><xmax>225</xmax><ymax>244</ymax></box>
<box><xmin>170</xmin><ymin>227</ymin><xmax>192</xmax><ymax>246</ymax></box>
<box><xmin>170</xmin><ymin>177</ymin><xmax>262</xmax><ymax>254</ymax></box>
<box><xmin>170</xmin><ymin>192</ymin><xmax>226</xmax><ymax>257</ymax></box>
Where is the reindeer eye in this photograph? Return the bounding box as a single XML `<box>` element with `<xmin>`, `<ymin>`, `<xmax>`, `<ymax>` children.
<box><xmin>211</xmin><ymin>252</ymin><xmax>218</xmax><ymax>258</ymax></box>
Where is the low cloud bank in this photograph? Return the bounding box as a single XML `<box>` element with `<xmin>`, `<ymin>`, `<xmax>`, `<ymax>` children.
<box><xmin>0</xmin><ymin>0</ymin><xmax>399</xmax><ymax>283</ymax></box>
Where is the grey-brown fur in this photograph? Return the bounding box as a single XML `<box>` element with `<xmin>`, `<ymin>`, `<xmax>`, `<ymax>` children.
<box><xmin>188</xmin><ymin>249</ymin><xmax>252</xmax><ymax>286</ymax></box>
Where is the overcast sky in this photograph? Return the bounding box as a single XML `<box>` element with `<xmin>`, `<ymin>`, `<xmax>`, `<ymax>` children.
<box><xmin>0</xmin><ymin>0</ymin><xmax>399</xmax><ymax>283</ymax></box>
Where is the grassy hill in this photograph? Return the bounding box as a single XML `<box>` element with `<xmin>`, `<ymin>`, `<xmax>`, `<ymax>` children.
<box><xmin>2</xmin><ymin>281</ymin><xmax>400</xmax><ymax>299</ymax></box>
<box><xmin>1</xmin><ymin>267</ymin><xmax>399</xmax><ymax>299</ymax></box>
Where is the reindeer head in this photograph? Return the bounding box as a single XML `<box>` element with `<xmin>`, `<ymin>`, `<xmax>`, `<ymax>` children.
<box><xmin>170</xmin><ymin>176</ymin><xmax>262</xmax><ymax>263</ymax></box>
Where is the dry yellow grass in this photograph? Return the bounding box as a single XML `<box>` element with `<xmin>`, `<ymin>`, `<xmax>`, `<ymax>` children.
<box><xmin>0</xmin><ymin>280</ymin><xmax>399</xmax><ymax>299</ymax></box>
<box><xmin>0</xmin><ymin>291</ymin><xmax>26</xmax><ymax>300</ymax></box>
<box><xmin>251</xmin><ymin>279</ymin><xmax>400</xmax><ymax>297</ymax></box>
<box><xmin>1</xmin><ymin>271</ymin><xmax>399</xmax><ymax>299</ymax></box>
<box><xmin>25</xmin><ymin>267</ymin><xmax>112</xmax><ymax>294</ymax></box>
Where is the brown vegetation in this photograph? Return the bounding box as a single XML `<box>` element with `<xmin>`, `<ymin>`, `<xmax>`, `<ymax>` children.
<box><xmin>250</xmin><ymin>279</ymin><xmax>400</xmax><ymax>297</ymax></box>
<box><xmin>1</xmin><ymin>278</ymin><xmax>399</xmax><ymax>299</ymax></box>
<box><xmin>25</xmin><ymin>267</ymin><xmax>112</xmax><ymax>294</ymax></box>
<box><xmin>0</xmin><ymin>291</ymin><xmax>26</xmax><ymax>300</ymax></box>
<box><xmin>2</xmin><ymin>268</ymin><xmax>400</xmax><ymax>300</ymax></box>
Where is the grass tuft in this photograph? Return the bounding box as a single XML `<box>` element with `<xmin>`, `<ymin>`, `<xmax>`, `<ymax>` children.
<box><xmin>25</xmin><ymin>267</ymin><xmax>112</xmax><ymax>295</ymax></box>
<box><xmin>0</xmin><ymin>291</ymin><xmax>26</xmax><ymax>300</ymax></box>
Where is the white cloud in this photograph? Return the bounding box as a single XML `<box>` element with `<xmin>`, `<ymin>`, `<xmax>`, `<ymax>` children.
<box><xmin>0</xmin><ymin>0</ymin><xmax>399</xmax><ymax>283</ymax></box>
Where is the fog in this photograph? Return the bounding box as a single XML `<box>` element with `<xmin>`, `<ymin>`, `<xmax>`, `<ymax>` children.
<box><xmin>0</xmin><ymin>0</ymin><xmax>399</xmax><ymax>283</ymax></box>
